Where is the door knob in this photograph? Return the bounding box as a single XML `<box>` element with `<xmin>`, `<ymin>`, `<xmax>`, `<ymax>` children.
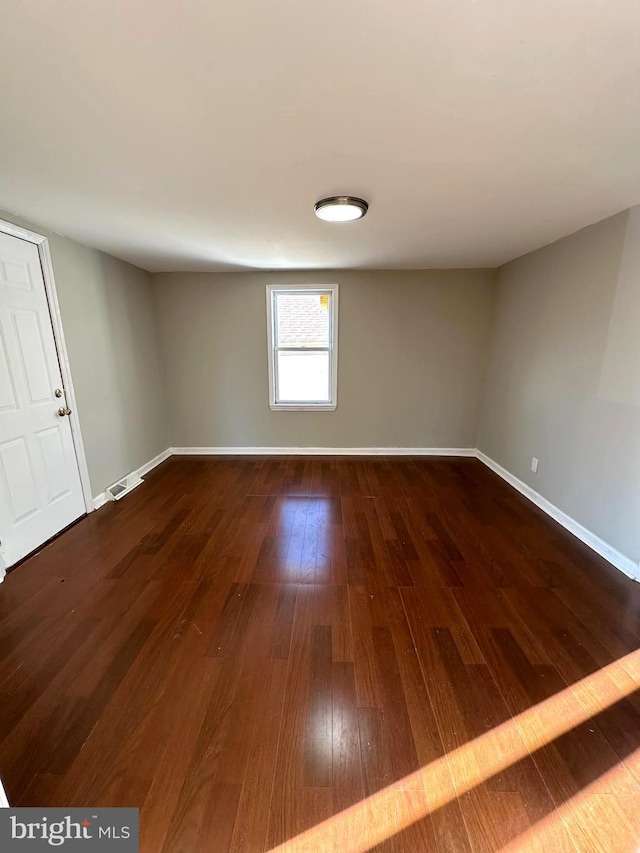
<box><xmin>57</xmin><ymin>407</ymin><xmax>72</xmax><ymax>417</ymax></box>
<box><xmin>54</xmin><ymin>388</ymin><xmax>63</xmax><ymax>398</ymax></box>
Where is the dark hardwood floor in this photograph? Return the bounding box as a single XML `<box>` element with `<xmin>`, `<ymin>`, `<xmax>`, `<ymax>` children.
<box><xmin>0</xmin><ymin>456</ymin><xmax>639</xmax><ymax>852</ymax></box>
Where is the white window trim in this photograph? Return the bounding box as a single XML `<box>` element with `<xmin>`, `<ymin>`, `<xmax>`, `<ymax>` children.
<box><xmin>266</xmin><ymin>283</ymin><xmax>339</xmax><ymax>411</ymax></box>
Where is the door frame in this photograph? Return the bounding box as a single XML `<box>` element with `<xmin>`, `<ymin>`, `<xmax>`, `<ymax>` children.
<box><xmin>0</xmin><ymin>218</ymin><xmax>94</xmax><ymax>532</ymax></box>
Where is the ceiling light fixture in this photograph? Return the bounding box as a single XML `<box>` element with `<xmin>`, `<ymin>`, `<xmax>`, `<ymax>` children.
<box><xmin>314</xmin><ymin>196</ymin><xmax>369</xmax><ymax>222</ymax></box>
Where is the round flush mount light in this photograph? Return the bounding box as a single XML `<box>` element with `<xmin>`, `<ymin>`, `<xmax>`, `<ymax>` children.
<box><xmin>314</xmin><ymin>196</ymin><xmax>369</xmax><ymax>222</ymax></box>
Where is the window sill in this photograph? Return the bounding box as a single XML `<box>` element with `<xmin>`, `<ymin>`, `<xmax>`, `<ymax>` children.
<box><xmin>270</xmin><ymin>404</ymin><xmax>337</xmax><ymax>412</ymax></box>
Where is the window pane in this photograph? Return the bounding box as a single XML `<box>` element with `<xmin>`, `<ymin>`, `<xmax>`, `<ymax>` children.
<box><xmin>277</xmin><ymin>351</ymin><xmax>330</xmax><ymax>402</ymax></box>
<box><xmin>275</xmin><ymin>293</ymin><xmax>330</xmax><ymax>347</ymax></box>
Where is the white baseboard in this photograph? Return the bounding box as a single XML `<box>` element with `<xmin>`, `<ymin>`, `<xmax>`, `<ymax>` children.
<box><xmin>92</xmin><ymin>492</ymin><xmax>109</xmax><ymax>511</ymax></box>
<box><xmin>475</xmin><ymin>450</ymin><xmax>639</xmax><ymax>582</ymax></box>
<box><xmin>92</xmin><ymin>448</ymin><xmax>172</xmax><ymax>511</ymax></box>
<box><xmin>136</xmin><ymin>447</ymin><xmax>173</xmax><ymax>477</ymax></box>
<box><xmin>89</xmin><ymin>444</ymin><xmax>638</xmax><ymax>583</ymax></box>
<box><xmin>170</xmin><ymin>446</ymin><xmax>477</xmax><ymax>457</ymax></box>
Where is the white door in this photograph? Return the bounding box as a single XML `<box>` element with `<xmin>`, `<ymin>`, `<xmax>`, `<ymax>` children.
<box><xmin>0</xmin><ymin>231</ymin><xmax>85</xmax><ymax>568</ymax></box>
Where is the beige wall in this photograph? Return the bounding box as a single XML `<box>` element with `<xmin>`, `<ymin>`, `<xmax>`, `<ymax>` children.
<box><xmin>478</xmin><ymin>209</ymin><xmax>640</xmax><ymax>564</ymax></box>
<box><xmin>0</xmin><ymin>209</ymin><xmax>169</xmax><ymax>496</ymax></box>
<box><xmin>153</xmin><ymin>269</ymin><xmax>497</xmax><ymax>449</ymax></box>
<box><xmin>5</xmin><ymin>201</ymin><xmax>637</xmax><ymax>569</ymax></box>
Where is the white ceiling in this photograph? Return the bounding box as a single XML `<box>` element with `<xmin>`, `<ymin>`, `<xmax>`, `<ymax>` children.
<box><xmin>1</xmin><ymin>0</ymin><xmax>640</xmax><ymax>272</ymax></box>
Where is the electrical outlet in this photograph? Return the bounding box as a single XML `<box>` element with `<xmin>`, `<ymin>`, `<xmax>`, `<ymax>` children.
<box><xmin>531</xmin><ymin>457</ymin><xmax>539</xmax><ymax>473</ymax></box>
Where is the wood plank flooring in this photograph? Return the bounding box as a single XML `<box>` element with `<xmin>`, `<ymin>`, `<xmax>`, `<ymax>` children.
<box><xmin>0</xmin><ymin>456</ymin><xmax>639</xmax><ymax>852</ymax></box>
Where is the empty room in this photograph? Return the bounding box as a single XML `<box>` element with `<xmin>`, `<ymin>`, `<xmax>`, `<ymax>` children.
<box><xmin>0</xmin><ymin>1</ymin><xmax>639</xmax><ymax>851</ymax></box>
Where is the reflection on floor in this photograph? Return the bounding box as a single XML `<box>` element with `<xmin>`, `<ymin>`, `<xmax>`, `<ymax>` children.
<box><xmin>0</xmin><ymin>456</ymin><xmax>638</xmax><ymax>852</ymax></box>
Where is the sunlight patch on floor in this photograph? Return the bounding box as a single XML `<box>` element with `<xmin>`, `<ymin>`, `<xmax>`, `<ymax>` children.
<box><xmin>497</xmin><ymin>749</ymin><xmax>640</xmax><ymax>852</ymax></box>
<box><xmin>267</xmin><ymin>650</ymin><xmax>640</xmax><ymax>853</ymax></box>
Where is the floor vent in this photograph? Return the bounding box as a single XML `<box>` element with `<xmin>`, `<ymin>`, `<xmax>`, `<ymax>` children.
<box><xmin>106</xmin><ymin>472</ymin><xmax>144</xmax><ymax>501</ymax></box>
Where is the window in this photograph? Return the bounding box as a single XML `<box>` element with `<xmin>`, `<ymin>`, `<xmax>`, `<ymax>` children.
<box><xmin>266</xmin><ymin>284</ymin><xmax>338</xmax><ymax>410</ymax></box>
